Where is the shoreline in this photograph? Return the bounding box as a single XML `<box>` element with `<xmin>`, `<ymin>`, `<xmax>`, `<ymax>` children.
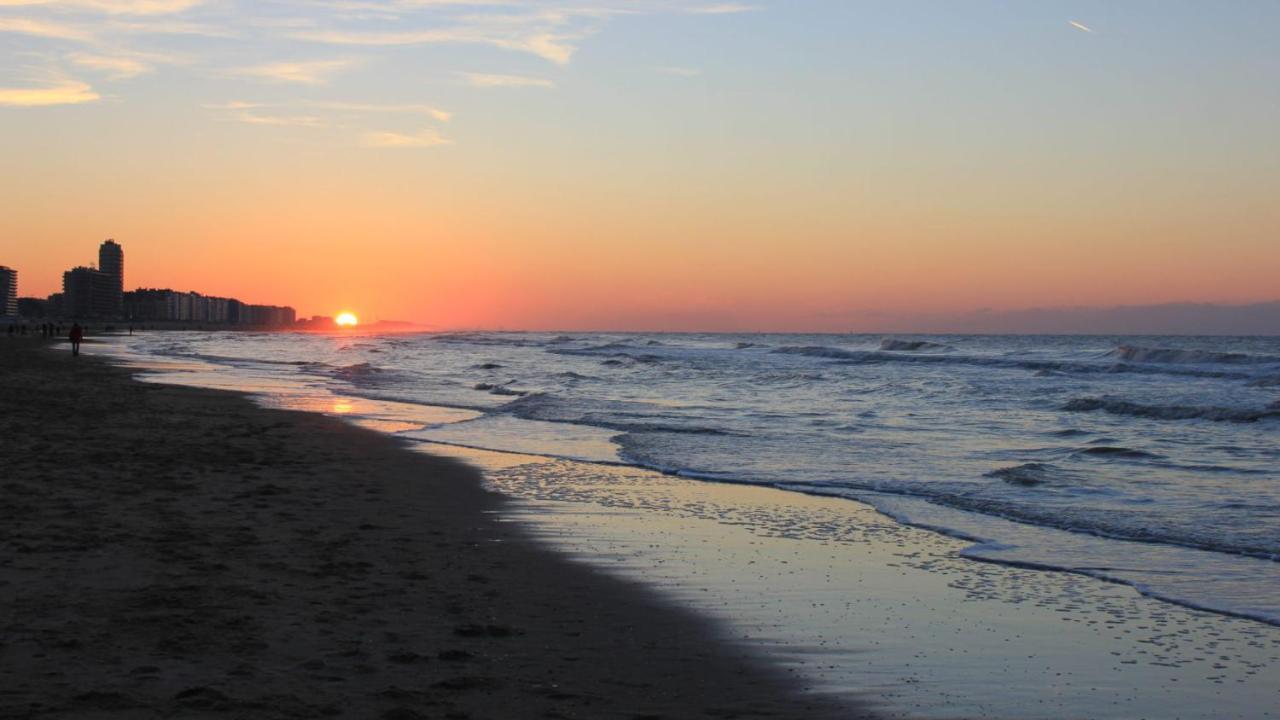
<box><xmin>0</xmin><ymin>338</ymin><xmax>868</xmax><ymax>719</ymax></box>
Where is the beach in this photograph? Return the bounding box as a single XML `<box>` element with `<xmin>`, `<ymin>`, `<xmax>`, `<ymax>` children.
<box><xmin>0</xmin><ymin>338</ymin><xmax>864</xmax><ymax>720</ymax></box>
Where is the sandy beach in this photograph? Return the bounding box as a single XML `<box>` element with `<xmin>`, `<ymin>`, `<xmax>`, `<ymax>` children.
<box><xmin>0</xmin><ymin>338</ymin><xmax>868</xmax><ymax>720</ymax></box>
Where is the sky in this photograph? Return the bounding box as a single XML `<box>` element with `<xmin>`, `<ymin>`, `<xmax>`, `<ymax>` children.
<box><xmin>2</xmin><ymin>1</ymin><xmax>1278</xmax><ymax>331</ymax></box>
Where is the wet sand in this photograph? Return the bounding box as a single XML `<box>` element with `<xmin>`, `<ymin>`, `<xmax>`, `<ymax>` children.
<box><xmin>426</xmin><ymin>446</ymin><xmax>1280</xmax><ymax>720</ymax></box>
<box><xmin>0</xmin><ymin>339</ymin><xmax>868</xmax><ymax>719</ymax></box>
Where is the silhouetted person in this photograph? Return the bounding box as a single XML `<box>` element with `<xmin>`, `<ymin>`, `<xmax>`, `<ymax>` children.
<box><xmin>69</xmin><ymin>323</ymin><xmax>84</xmax><ymax>356</ymax></box>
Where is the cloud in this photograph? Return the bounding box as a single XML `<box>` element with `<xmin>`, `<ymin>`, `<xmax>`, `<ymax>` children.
<box><xmin>235</xmin><ymin>111</ymin><xmax>325</xmax><ymax>127</ymax></box>
<box><xmin>107</xmin><ymin>18</ymin><xmax>233</xmax><ymax>36</ymax></box>
<box><xmin>1069</xmin><ymin>20</ymin><xmax>1093</xmax><ymax>33</ymax></box>
<box><xmin>0</xmin><ymin>0</ymin><xmax>204</xmax><ymax>14</ymax></box>
<box><xmin>287</xmin><ymin>8</ymin><xmax>593</xmax><ymax>65</ymax></box>
<box><xmin>687</xmin><ymin>3</ymin><xmax>756</xmax><ymax>14</ymax></box>
<box><xmin>291</xmin><ymin>27</ymin><xmax>578</xmax><ymax>65</ymax></box>
<box><xmin>232</xmin><ymin>58</ymin><xmax>361</xmax><ymax>85</ymax></box>
<box><xmin>656</xmin><ymin>65</ymin><xmax>700</xmax><ymax>77</ymax></box>
<box><xmin>0</xmin><ymin>17</ymin><xmax>94</xmax><ymax>41</ymax></box>
<box><xmin>203</xmin><ymin>99</ymin><xmax>259</xmax><ymax>109</ymax></box>
<box><xmin>460</xmin><ymin>71</ymin><xmax>553</xmax><ymax>88</ymax></box>
<box><xmin>310</xmin><ymin>100</ymin><xmax>452</xmax><ymax>121</ymax></box>
<box><xmin>207</xmin><ymin>99</ymin><xmax>452</xmax><ymax>122</ymax></box>
<box><xmin>360</xmin><ymin>127</ymin><xmax>452</xmax><ymax>148</ymax></box>
<box><xmin>69</xmin><ymin>51</ymin><xmax>157</xmax><ymax>78</ymax></box>
<box><xmin>0</xmin><ymin>78</ymin><xmax>99</xmax><ymax>106</ymax></box>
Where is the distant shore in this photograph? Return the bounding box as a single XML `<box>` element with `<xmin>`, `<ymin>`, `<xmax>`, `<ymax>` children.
<box><xmin>0</xmin><ymin>338</ymin><xmax>864</xmax><ymax>719</ymax></box>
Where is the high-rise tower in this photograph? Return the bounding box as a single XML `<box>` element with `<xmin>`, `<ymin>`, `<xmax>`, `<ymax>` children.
<box><xmin>98</xmin><ymin>239</ymin><xmax>124</xmax><ymax>316</ymax></box>
<box><xmin>0</xmin><ymin>265</ymin><xmax>16</xmax><ymax>317</ymax></box>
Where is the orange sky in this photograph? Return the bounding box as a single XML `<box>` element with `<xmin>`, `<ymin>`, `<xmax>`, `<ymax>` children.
<box><xmin>3</xmin><ymin>2</ymin><xmax>1278</xmax><ymax>330</ymax></box>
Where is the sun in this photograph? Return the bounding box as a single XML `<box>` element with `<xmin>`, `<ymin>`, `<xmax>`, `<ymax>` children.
<box><xmin>335</xmin><ymin>312</ymin><xmax>359</xmax><ymax>327</ymax></box>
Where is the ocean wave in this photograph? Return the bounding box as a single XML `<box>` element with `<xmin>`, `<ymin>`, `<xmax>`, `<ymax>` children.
<box><xmin>473</xmin><ymin>383</ymin><xmax>528</xmax><ymax>396</ymax></box>
<box><xmin>769</xmin><ymin>345</ymin><xmax>1246</xmax><ymax>379</ymax></box>
<box><xmin>807</xmin><ymin>481</ymin><xmax>1280</xmax><ymax>562</ymax></box>
<box><xmin>749</xmin><ymin>370</ymin><xmax>826</xmax><ymax>384</ymax></box>
<box><xmin>1063</xmin><ymin>397</ymin><xmax>1280</xmax><ymax>423</ymax></box>
<box><xmin>330</xmin><ymin>362</ymin><xmax>388</xmax><ymax>384</ymax></box>
<box><xmin>614</xmin><ymin>424</ymin><xmax>741</xmax><ymax>437</ymax></box>
<box><xmin>1074</xmin><ymin>445</ymin><xmax>1162</xmax><ymax>459</ymax></box>
<box><xmin>501</xmin><ymin>394</ymin><xmax>737</xmax><ymax>437</ymax></box>
<box><xmin>985</xmin><ymin>462</ymin><xmax>1058</xmax><ymax>486</ymax></box>
<box><xmin>879</xmin><ymin>338</ymin><xmax>952</xmax><ymax>352</ymax></box>
<box><xmin>1109</xmin><ymin>345</ymin><xmax>1280</xmax><ymax>365</ymax></box>
<box><xmin>1049</xmin><ymin>428</ymin><xmax>1090</xmax><ymax>437</ymax></box>
<box><xmin>431</xmin><ymin>333</ymin><xmax>542</xmax><ymax>347</ymax></box>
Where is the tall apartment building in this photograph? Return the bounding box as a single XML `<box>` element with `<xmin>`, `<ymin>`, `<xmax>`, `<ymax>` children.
<box><xmin>0</xmin><ymin>265</ymin><xmax>16</xmax><ymax>317</ymax></box>
<box><xmin>63</xmin><ymin>267</ymin><xmax>116</xmax><ymax>319</ymax></box>
<box><xmin>98</xmin><ymin>239</ymin><xmax>124</xmax><ymax>316</ymax></box>
<box><xmin>56</xmin><ymin>239</ymin><xmax>126</xmax><ymax>320</ymax></box>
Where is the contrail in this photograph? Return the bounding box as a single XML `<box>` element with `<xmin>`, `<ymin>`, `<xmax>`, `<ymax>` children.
<box><xmin>1069</xmin><ymin>20</ymin><xmax>1094</xmax><ymax>33</ymax></box>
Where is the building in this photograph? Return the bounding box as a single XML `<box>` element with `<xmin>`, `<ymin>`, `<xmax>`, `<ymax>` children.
<box><xmin>0</xmin><ymin>265</ymin><xmax>16</xmax><ymax>317</ymax></box>
<box><xmin>51</xmin><ymin>239</ymin><xmax>126</xmax><ymax>320</ymax></box>
<box><xmin>17</xmin><ymin>297</ymin><xmax>47</xmax><ymax>318</ymax></box>
<box><xmin>245</xmin><ymin>304</ymin><xmax>296</xmax><ymax>327</ymax></box>
<box><xmin>98</xmin><ymin>240</ymin><xmax>124</xmax><ymax>316</ymax></box>
<box><xmin>62</xmin><ymin>267</ymin><xmax>117</xmax><ymax>319</ymax></box>
<box><xmin>123</xmin><ymin>288</ymin><xmax>173</xmax><ymax>321</ymax></box>
<box><xmin>124</xmin><ymin>289</ymin><xmax>294</xmax><ymax>327</ymax></box>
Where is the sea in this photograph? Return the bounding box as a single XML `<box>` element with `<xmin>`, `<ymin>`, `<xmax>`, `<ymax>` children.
<box><xmin>110</xmin><ymin>331</ymin><xmax>1280</xmax><ymax>626</ymax></box>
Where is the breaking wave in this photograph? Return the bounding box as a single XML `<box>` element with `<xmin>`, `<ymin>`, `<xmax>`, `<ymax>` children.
<box><xmin>985</xmin><ymin>462</ymin><xmax>1058</xmax><ymax>486</ymax></box>
<box><xmin>879</xmin><ymin>338</ymin><xmax>952</xmax><ymax>352</ymax></box>
<box><xmin>1064</xmin><ymin>397</ymin><xmax>1280</xmax><ymax>423</ymax></box>
<box><xmin>1109</xmin><ymin>345</ymin><xmax>1280</xmax><ymax>365</ymax></box>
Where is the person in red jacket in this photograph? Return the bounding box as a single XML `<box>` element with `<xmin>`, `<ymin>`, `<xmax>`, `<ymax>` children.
<box><xmin>69</xmin><ymin>323</ymin><xmax>83</xmax><ymax>356</ymax></box>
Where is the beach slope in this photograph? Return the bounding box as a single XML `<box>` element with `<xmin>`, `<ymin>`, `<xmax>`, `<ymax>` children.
<box><xmin>0</xmin><ymin>340</ymin><xmax>864</xmax><ymax>719</ymax></box>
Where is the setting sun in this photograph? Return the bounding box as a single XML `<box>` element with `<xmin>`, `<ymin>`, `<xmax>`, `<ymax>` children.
<box><xmin>335</xmin><ymin>312</ymin><xmax>359</xmax><ymax>327</ymax></box>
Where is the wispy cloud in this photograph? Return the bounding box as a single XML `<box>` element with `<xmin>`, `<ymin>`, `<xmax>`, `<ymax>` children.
<box><xmin>687</xmin><ymin>3</ymin><xmax>756</xmax><ymax>14</ymax></box>
<box><xmin>106</xmin><ymin>18</ymin><xmax>233</xmax><ymax>36</ymax></box>
<box><xmin>0</xmin><ymin>78</ymin><xmax>99</xmax><ymax>106</ymax></box>
<box><xmin>290</xmin><ymin>27</ymin><xmax>578</xmax><ymax>65</ymax></box>
<box><xmin>69</xmin><ymin>52</ymin><xmax>150</xmax><ymax>78</ymax></box>
<box><xmin>2</xmin><ymin>0</ymin><xmax>750</xmax><ymax>115</ymax></box>
<box><xmin>203</xmin><ymin>99</ymin><xmax>260</xmax><ymax>110</ymax></box>
<box><xmin>0</xmin><ymin>0</ymin><xmax>205</xmax><ymax>14</ymax></box>
<box><xmin>360</xmin><ymin>127</ymin><xmax>452</xmax><ymax>148</ymax></box>
<box><xmin>310</xmin><ymin>100</ymin><xmax>452</xmax><ymax>122</ymax></box>
<box><xmin>0</xmin><ymin>17</ymin><xmax>94</xmax><ymax>41</ymax></box>
<box><xmin>207</xmin><ymin>99</ymin><xmax>452</xmax><ymax>122</ymax></box>
<box><xmin>236</xmin><ymin>110</ymin><xmax>325</xmax><ymax>127</ymax></box>
<box><xmin>68</xmin><ymin>48</ymin><xmax>182</xmax><ymax>78</ymax></box>
<box><xmin>232</xmin><ymin>58</ymin><xmax>361</xmax><ymax>85</ymax></box>
<box><xmin>460</xmin><ymin>71</ymin><xmax>553</xmax><ymax>88</ymax></box>
<box><xmin>656</xmin><ymin>65</ymin><xmax>700</xmax><ymax>77</ymax></box>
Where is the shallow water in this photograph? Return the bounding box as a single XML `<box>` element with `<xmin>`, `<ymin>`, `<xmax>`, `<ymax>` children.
<box><xmin>435</xmin><ymin>444</ymin><xmax>1280</xmax><ymax>720</ymax></box>
<box><xmin>108</xmin><ymin>330</ymin><xmax>1280</xmax><ymax>627</ymax></box>
<box><xmin>98</xmin><ymin>330</ymin><xmax>1280</xmax><ymax>718</ymax></box>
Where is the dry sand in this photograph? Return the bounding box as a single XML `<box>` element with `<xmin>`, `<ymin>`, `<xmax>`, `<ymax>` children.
<box><xmin>0</xmin><ymin>339</ymin><xmax>870</xmax><ymax>719</ymax></box>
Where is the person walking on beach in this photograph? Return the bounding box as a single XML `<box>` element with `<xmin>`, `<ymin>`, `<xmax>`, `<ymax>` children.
<box><xmin>69</xmin><ymin>323</ymin><xmax>84</xmax><ymax>356</ymax></box>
